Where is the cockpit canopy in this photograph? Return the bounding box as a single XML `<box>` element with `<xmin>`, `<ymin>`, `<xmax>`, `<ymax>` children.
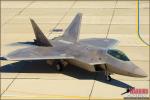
<box><xmin>107</xmin><ymin>49</ymin><xmax>130</xmax><ymax>61</ymax></box>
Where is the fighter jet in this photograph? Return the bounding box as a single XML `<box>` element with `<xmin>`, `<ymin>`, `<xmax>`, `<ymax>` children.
<box><xmin>1</xmin><ymin>13</ymin><xmax>147</xmax><ymax>81</ymax></box>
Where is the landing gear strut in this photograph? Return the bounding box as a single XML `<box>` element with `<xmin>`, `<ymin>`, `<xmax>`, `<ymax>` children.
<box><xmin>106</xmin><ymin>75</ymin><xmax>111</xmax><ymax>81</ymax></box>
<box><xmin>54</xmin><ymin>60</ymin><xmax>63</xmax><ymax>71</ymax></box>
<box><xmin>104</xmin><ymin>64</ymin><xmax>112</xmax><ymax>81</ymax></box>
<box><xmin>56</xmin><ymin>62</ymin><xmax>63</xmax><ymax>71</ymax></box>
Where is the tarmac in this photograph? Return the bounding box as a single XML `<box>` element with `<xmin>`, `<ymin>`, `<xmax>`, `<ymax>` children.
<box><xmin>0</xmin><ymin>0</ymin><xmax>149</xmax><ymax>99</ymax></box>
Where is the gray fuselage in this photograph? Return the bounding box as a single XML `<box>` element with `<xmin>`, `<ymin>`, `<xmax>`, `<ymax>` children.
<box><xmin>48</xmin><ymin>38</ymin><xmax>147</xmax><ymax>78</ymax></box>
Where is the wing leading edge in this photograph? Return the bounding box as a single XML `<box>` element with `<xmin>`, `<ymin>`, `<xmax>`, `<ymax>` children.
<box><xmin>3</xmin><ymin>47</ymin><xmax>74</xmax><ymax>61</ymax></box>
<box><xmin>2</xmin><ymin>46</ymin><xmax>105</xmax><ymax>66</ymax></box>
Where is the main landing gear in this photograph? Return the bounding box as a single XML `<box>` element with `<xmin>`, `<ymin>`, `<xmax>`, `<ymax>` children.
<box><xmin>54</xmin><ymin>60</ymin><xmax>67</xmax><ymax>71</ymax></box>
<box><xmin>55</xmin><ymin>63</ymin><xmax>62</xmax><ymax>71</ymax></box>
<box><xmin>104</xmin><ymin>64</ymin><xmax>112</xmax><ymax>81</ymax></box>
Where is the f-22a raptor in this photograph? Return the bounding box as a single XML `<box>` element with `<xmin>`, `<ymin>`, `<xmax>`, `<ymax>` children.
<box><xmin>1</xmin><ymin>13</ymin><xmax>147</xmax><ymax>81</ymax></box>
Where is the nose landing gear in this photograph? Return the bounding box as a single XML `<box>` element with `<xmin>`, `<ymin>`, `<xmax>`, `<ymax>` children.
<box><xmin>106</xmin><ymin>75</ymin><xmax>112</xmax><ymax>81</ymax></box>
<box><xmin>104</xmin><ymin>64</ymin><xmax>112</xmax><ymax>81</ymax></box>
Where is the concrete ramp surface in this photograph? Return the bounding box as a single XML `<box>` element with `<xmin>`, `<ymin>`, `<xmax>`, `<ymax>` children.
<box><xmin>1</xmin><ymin>0</ymin><xmax>149</xmax><ymax>99</ymax></box>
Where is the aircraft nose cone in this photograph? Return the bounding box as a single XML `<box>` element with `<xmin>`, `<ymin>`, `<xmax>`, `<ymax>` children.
<box><xmin>134</xmin><ymin>68</ymin><xmax>147</xmax><ymax>77</ymax></box>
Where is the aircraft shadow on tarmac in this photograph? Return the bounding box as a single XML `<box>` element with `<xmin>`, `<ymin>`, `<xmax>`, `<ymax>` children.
<box><xmin>0</xmin><ymin>60</ymin><xmax>133</xmax><ymax>90</ymax></box>
<box><xmin>7</xmin><ymin>41</ymin><xmax>35</xmax><ymax>46</ymax></box>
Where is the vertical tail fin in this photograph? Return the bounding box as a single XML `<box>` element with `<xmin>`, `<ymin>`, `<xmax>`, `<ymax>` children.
<box><xmin>30</xmin><ymin>19</ymin><xmax>52</xmax><ymax>46</ymax></box>
<box><xmin>61</xmin><ymin>13</ymin><xmax>82</xmax><ymax>43</ymax></box>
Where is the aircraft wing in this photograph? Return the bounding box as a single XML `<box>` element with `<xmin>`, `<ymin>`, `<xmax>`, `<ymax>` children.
<box><xmin>75</xmin><ymin>55</ymin><xmax>105</xmax><ymax>65</ymax></box>
<box><xmin>80</xmin><ymin>59</ymin><xmax>105</xmax><ymax>65</ymax></box>
<box><xmin>3</xmin><ymin>46</ymin><xmax>74</xmax><ymax>61</ymax></box>
<box><xmin>79</xmin><ymin>38</ymin><xmax>118</xmax><ymax>49</ymax></box>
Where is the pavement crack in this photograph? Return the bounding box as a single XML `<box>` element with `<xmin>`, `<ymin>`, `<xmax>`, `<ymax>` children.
<box><xmin>16</xmin><ymin>0</ymin><xmax>35</xmax><ymax>16</ymax></box>
<box><xmin>89</xmin><ymin>72</ymin><xmax>97</xmax><ymax>100</ymax></box>
<box><xmin>0</xmin><ymin>73</ymin><xmax>20</xmax><ymax>96</ymax></box>
<box><xmin>106</xmin><ymin>0</ymin><xmax>118</xmax><ymax>38</ymax></box>
<box><xmin>2</xmin><ymin>0</ymin><xmax>35</xmax><ymax>26</ymax></box>
<box><xmin>47</xmin><ymin>0</ymin><xmax>77</xmax><ymax>37</ymax></box>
